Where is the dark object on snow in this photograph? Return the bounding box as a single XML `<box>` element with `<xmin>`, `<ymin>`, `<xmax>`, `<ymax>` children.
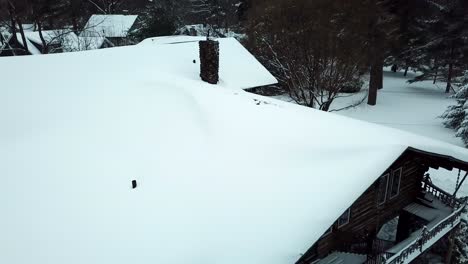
<box><xmin>132</xmin><ymin>180</ymin><xmax>137</xmax><ymax>189</ymax></box>
<box><xmin>199</xmin><ymin>39</ymin><xmax>219</xmax><ymax>84</ymax></box>
<box><xmin>391</xmin><ymin>65</ymin><xmax>398</xmax><ymax>72</ymax></box>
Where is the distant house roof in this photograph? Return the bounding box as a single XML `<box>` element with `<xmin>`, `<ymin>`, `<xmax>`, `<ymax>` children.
<box><xmin>15</xmin><ymin>30</ymin><xmax>79</xmax><ymax>55</ymax></box>
<box><xmin>138</xmin><ymin>36</ymin><xmax>278</xmax><ymax>90</ymax></box>
<box><xmin>82</xmin><ymin>14</ymin><xmax>138</xmax><ymax>38</ymax></box>
<box><xmin>5</xmin><ymin>30</ymin><xmax>109</xmax><ymax>55</ymax></box>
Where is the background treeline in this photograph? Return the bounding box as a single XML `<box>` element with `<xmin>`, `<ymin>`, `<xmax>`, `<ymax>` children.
<box><xmin>1</xmin><ymin>0</ymin><xmax>467</xmax><ymax>109</ymax></box>
<box><xmin>244</xmin><ymin>0</ymin><xmax>468</xmax><ymax>108</ymax></box>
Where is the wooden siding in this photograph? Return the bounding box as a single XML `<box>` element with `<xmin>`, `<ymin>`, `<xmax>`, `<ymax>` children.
<box><xmin>301</xmin><ymin>151</ymin><xmax>428</xmax><ymax>263</ymax></box>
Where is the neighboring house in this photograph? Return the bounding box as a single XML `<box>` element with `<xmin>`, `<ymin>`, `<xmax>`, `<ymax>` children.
<box><xmin>81</xmin><ymin>14</ymin><xmax>139</xmax><ymax>46</ymax></box>
<box><xmin>0</xmin><ymin>30</ymin><xmax>77</xmax><ymax>56</ymax></box>
<box><xmin>0</xmin><ymin>30</ymin><xmax>112</xmax><ymax>57</ymax></box>
<box><xmin>2</xmin><ymin>35</ymin><xmax>468</xmax><ymax>264</ymax></box>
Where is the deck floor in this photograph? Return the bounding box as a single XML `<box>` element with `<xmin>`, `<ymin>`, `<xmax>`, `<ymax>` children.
<box><xmin>386</xmin><ymin>194</ymin><xmax>453</xmax><ymax>254</ymax></box>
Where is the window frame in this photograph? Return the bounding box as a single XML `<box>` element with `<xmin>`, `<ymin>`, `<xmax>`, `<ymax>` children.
<box><xmin>337</xmin><ymin>208</ymin><xmax>351</xmax><ymax>228</ymax></box>
<box><xmin>389</xmin><ymin>167</ymin><xmax>402</xmax><ymax>199</ymax></box>
<box><xmin>321</xmin><ymin>226</ymin><xmax>333</xmax><ymax>238</ymax></box>
<box><xmin>378</xmin><ymin>173</ymin><xmax>390</xmax><ymax>205</ymax></box>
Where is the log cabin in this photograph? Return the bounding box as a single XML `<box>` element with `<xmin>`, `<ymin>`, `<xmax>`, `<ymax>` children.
<box><xmin>298</xmin><ymin>147</ymin><xmax>468</xmax><ymax>264</ymax></box>
<box><xmin>80</xmin><ymin>14</ymin><xmax>140</xmax><ymax>47</ymax></box>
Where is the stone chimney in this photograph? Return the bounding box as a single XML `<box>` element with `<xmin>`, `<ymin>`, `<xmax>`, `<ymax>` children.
<box><xmin>199</xmin><ymin>39</ymin><xmax>219</xmax><ymax>84</ymax></box>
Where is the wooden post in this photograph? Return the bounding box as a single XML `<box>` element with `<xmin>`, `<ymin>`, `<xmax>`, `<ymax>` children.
<box><xmin>445</xmin><ymin>228</ymin><xmax>457</xmax><ymax>264</ymax></box>
<box><xmin>453</xmin><ymin>171</ymin><xmax>468</xmax><ymax>197</ymax></box>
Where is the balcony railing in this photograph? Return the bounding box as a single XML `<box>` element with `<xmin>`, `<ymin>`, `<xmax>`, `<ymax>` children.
<box><xmin>383</xmin><ymin>204</ymin><xmax>465</xmax><ymax>264</ymax></box>
<box><xmin>368</xmin><ymin>195</ymin><xmax>466</xmax><ymax>264</ymax></box>
<box><xmin>365</xmin><ymin>181</ymin><xmax>467</xmax><ymax>264</ymax></box>
<box><xmin>422</xmin><ymin>180</ymin><xmax>462</xmax><ymax>208</ymax></box>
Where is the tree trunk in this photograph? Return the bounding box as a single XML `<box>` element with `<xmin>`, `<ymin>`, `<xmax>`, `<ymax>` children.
<box><xmin>71</xmin><ymin>15</ymin><xmax>79</xmax><ymax>33</ymax></box>
<box><xmin>446</xmin><ymin>62</ymin><xmax>454</xmax><ymax>93</ymax></box>
<box><xmin>368</xmin><ymin>60</ymin><xmax>379</xmax><ymax>106</ymax></box>
<box><xmin>37</xmin><ymin>21</ymin><xmax>48</xmax><ymax>54</ymax></box>
<box><xmin>16</xmin><ymin>19</ymin><xmax>29</xmax><ymax>54</ymax></box>
<box><xmin>433</xmin><ymin>58</ymin><xmax>438</xmax><ymax>84</ymax></box>
<box><xmin>446</xmin><ymin>41</ymin><xmax>455</xmax><ymax>93</ymax></box>
<box><xmin>7</xmin><ymin>1</ymin><xmax>18</xmax><ymax>45</ymax></box>
<box><xmin>321</xmin><ymin>100</ymin><xmax>333</xmax><ymax>112</ymax></box>
<box><xmin>404</xmin><ymin>59</ymin><xmax>409</xmax><ymax>76</ymax></box>
<box><xmin>378</xmin><ymin>58</ymin><xmax>384</xmax><ymax>90</ymax></box>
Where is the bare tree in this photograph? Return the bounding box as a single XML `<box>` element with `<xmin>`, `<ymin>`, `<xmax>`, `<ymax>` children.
<box><xmin>247</xmin><ymin>0</ymin><xmax>368</xmax><ymax>111</ymax></box>
<box><xmin>3</xmin><ymin>0</ymin><xmax>29</xmax><ymax>54</ymax></box>
<box><xmin>86</xmin><ymin>0</ymin><xmax>123</xmax><ymax>14</ymax></box>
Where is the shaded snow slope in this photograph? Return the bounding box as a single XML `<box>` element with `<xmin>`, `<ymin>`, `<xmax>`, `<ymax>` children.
<box><xmin>1</xmin><ymin>45</ymin><xmax>468</xmax><ymax>264</ymax></box>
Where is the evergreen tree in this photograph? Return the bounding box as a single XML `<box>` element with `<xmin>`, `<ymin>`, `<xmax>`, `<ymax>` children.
<box><xmin>129</xmin><ymin>0</ymin><xmax>179</xmax><ymax>42</ymax></box>
<box><xmin>406</xmin><ymin>0</ymin><xmax>468</xmax><ymax>93</ymax></box>
<box><xmin>442</xmin><ymin>75</ymin><xmax>468</xmax><ymax>146</ymax></box>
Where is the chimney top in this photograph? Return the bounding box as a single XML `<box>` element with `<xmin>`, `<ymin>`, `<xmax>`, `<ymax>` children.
<box><xmin>199</xmin><ymin>39</ymin><xmax>219</xmax><ymax>85</ymax></box>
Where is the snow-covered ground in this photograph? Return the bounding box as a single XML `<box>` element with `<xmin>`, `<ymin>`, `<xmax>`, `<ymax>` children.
<box><xmin>330</xmin><ymin>69</ymin><xmax>468</xmax><ymax>197</ymax></box>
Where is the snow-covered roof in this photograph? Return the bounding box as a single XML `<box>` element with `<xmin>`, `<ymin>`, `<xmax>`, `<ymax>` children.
<box><xmin>82</xmin><ymin>14</ymin><xmax>138</xmax><ymax>38</ymax></box>
<box><xmin>1</xmin><ymin>39</ymin><xmax>468</xmax><ymax>264</ymax></box>
<box><xmin>138</xmin><ymin>36</ymin><xmax>277</xmax><ymax>90</ymax></box>
<box><xmin>15</xmin><ymin>30</ymin><xmax>79</xmax><ymax>54</ymax></box>
<box><xmin>12</xmin><ymin>30</ymin><xmax>108</xmax><ymax>54</ymax></box>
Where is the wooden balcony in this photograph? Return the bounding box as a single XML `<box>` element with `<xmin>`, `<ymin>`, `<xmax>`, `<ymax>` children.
<box><xmin>367</xmin><ymin>181</ymin><xmax>467</xmax><ymax>264</ymax></box>
<box><xmin>317</xmin><ymin>181</ymin><xmax>467</xmax><ymax>264</ymax></box>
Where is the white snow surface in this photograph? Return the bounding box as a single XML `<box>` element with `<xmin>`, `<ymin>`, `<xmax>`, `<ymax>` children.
<box><xmin>330</xmin><ymin>70</ymin><xmax>468</xmax><ymax>197</ymax></box>
<box><xmin>139</xmin><ymin>36</ymin><xmax>278</xmax><ymax>90</ymax></box>
<box><xmin>82</xmin><ymin>14</ymin><xmax>138</xmax><ymax>38</ymax></box>
<box><xmin>1</xmin><ymin>44</ymin><xmax>468</xmax><ymax>264</ymax></box>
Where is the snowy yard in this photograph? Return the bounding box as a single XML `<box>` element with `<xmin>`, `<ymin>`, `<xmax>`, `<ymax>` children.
<box><xmin>334</xmin><ymin>69</ymin><xmax>468</xmax><ymax>197</ymax></box>
<box><xmin>274</xmin><ymin>68</ymin><xmax>468</xmax><ymax>197</ymax></box>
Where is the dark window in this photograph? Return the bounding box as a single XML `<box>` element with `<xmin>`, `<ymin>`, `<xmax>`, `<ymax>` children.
<box><xmin>378</xmin><ymin>174</ymin><xmax>389</xmax><ymax>205</ymax></box>
<box><xmin>390</xmin><ymin>168</ymin><xmax>402</xmax><ymax>198</ymax></box>
<box><xmin>337</xmin><ymin>208</ymin><xmax>350</xmax><ymax>228</ymax></box>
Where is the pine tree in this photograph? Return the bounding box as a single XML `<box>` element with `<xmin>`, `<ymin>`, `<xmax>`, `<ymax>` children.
<box><xmin>442</xmin><ymin>75</ymin><xmax>468</xmax><ymax>146</ymax></box>
<box><xmin>406</xmin><ymin>0</ymin><xmax>468</xmax><ymax>92</ymax></box>
<box><xmin>453</xmin><ymin>213</ymin><xmax>468</xmax><ymax>263</ymax></box>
